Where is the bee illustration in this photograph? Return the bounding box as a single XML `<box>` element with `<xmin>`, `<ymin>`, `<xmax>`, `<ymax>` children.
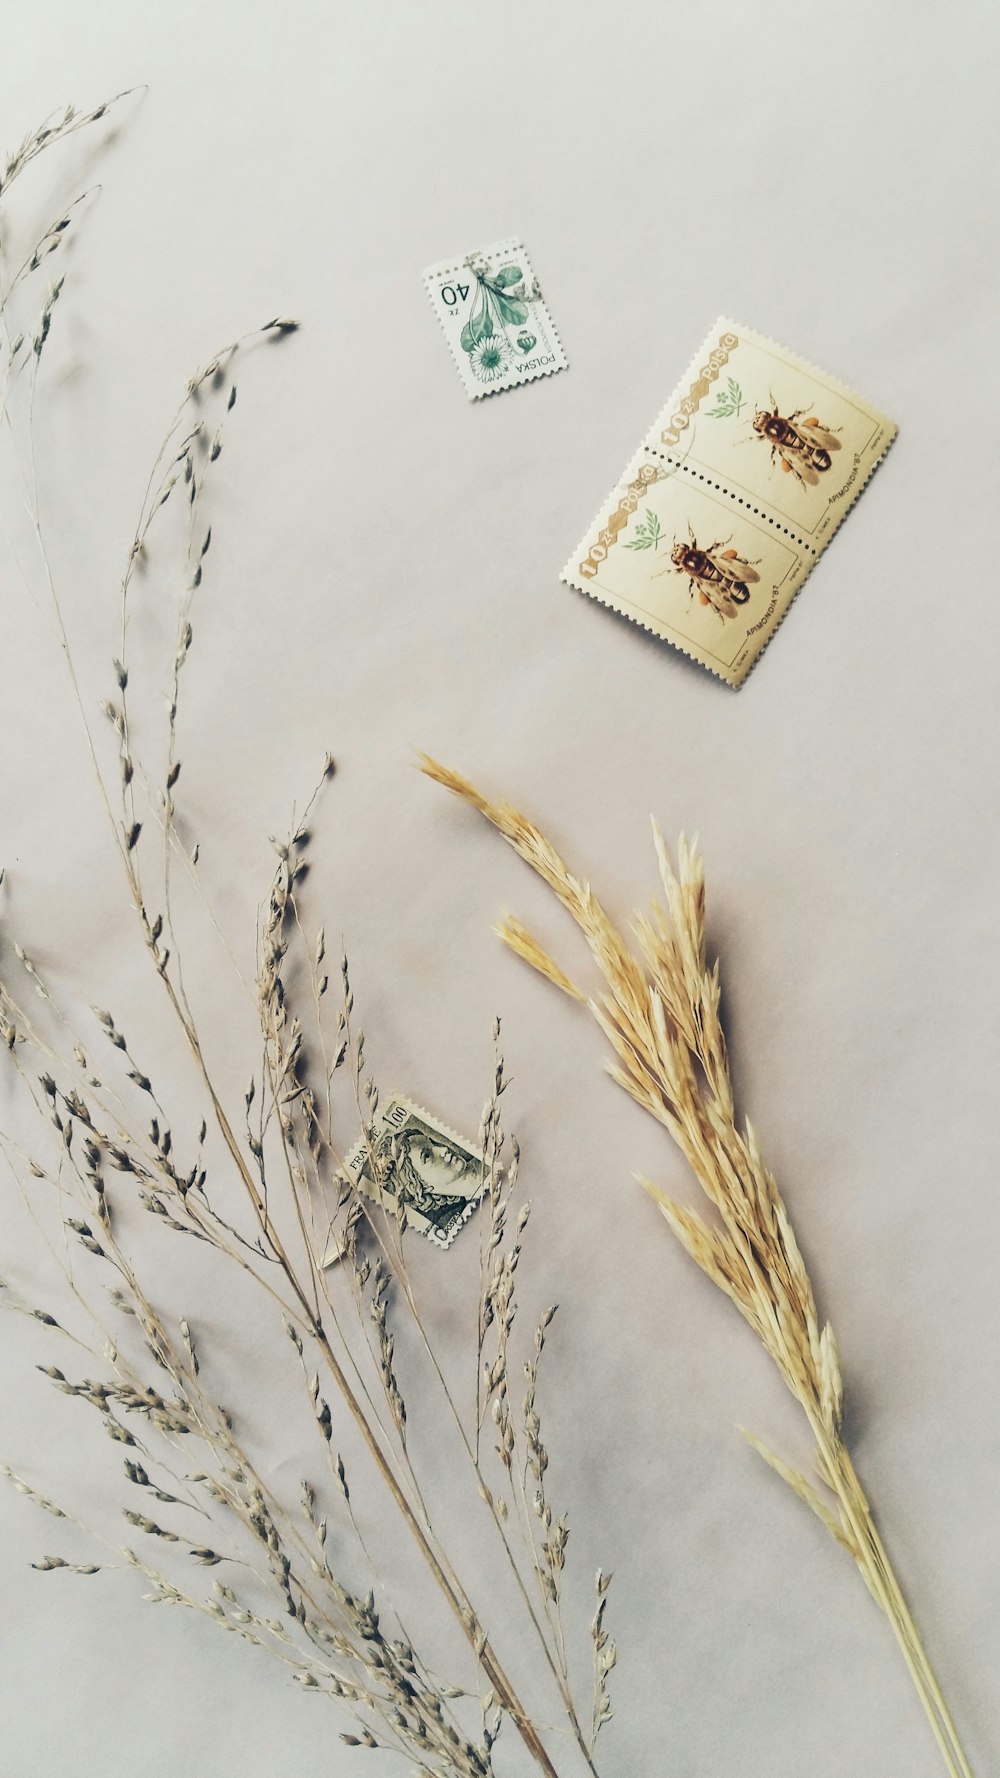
<box><xmin>752</xmin><ymin>395</ymin><xmax>841</xmax><ymax>486</ymax></box>
<box><xmin>659</xmin><ymin>527</ymin><xmax>760</xmax><ymax>621</ymax></box>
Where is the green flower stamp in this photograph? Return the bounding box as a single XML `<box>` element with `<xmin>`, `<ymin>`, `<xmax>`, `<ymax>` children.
<box><xmin>424</xmin><ymin>238</ymin><xmax>567</xmax><ymax>399</ymax></box>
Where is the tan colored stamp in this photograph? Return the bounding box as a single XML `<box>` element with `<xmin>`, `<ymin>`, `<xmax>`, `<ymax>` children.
<box><xmin>562</xmin><ymin>319</ymin><xmax>897</xmax><ymax>685</ymax></box>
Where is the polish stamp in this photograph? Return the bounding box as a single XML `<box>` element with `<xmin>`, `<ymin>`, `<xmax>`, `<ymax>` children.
<box><xmin>562</xmin><ymin>319</ymin><xmax>897</xmax><ymax>685</ymax></box>
<box><xmin>424</xmin><ymin>238</ymin><xmax>567</xmax><ymax>399</ymax></box>
<box><xmin>322</xmin><ymin>1097</ymin><xmax>485</xmax><ymax>1261</ymax></box>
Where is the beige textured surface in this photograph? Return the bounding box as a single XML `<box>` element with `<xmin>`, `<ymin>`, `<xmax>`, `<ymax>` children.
<box><xmin>0</xmin><ymin>5</ymin><xmax>998</xmax><ymax>1775</ymax></box>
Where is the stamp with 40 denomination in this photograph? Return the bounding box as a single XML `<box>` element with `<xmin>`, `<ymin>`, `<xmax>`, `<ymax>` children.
<box><xmin>424</xmin><ymin>238</ymin><xmax>567</xmax><ymax>399</ymax></box>
<box><xmin>562</xmin><ymin>319</ymin><xmax>897</xmax><ymax>685</ymax></box>
<box><xmin>321</xmin><ymin>1097</ymin><xmax>485</xmax><ymax>1262</ymax></box>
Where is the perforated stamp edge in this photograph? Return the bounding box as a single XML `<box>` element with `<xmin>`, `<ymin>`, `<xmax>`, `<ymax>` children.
<box><xmin>424</xmin><ymin>237</ymin><xmax>568</xmax><ymax>401</ymax></box>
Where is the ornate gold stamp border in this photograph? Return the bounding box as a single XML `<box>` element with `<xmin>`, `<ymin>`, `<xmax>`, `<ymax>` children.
<box><xmin>658</xmin><ymin>331</ymin><xmax>740</xmax><ymax>446</ymax></box>
<box><xmin>577</xmin><ymin>329</ymin><xmax>739</xmax><ymax>580</ymax></box>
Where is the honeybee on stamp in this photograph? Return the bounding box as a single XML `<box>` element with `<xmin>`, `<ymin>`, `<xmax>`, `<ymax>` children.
<box><xmin>752</xmin><ymin>395</ymin><xmax>841</xmax><ymax>487</ymax></box>
<box><xmin>659</xmin><ymin>527</ymin><xmax>760</xmax><ymax>621</ymax></box>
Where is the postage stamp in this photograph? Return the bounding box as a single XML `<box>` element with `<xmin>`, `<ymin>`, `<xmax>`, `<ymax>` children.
<box><xmin>562</xmin><ymin>318</ymin><xmax>897</xmax><ymax>685</ymax></box>
<box><xmin>321</xmin><ymin>1097</ymin><xmax>485</xmax><ymax>1262</ymax></box>
<box><xmin>424</xmin><ymin>238</ymin><xmax>567</xmax><ymax>399</ymax></box>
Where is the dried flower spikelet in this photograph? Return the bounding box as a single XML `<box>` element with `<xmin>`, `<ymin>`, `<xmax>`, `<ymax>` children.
<box><xmin>740</xmin><ymin>1427</ymin><xmax>857</xmax><ymax>1554</ymax></box>
<box><xmin>495</xmin><ymin>917</ymin><xmax>584</xmax><ymax>1001</ymax></box>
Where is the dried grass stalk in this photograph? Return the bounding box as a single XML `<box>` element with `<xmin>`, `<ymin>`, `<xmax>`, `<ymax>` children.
<box><xmin>419</xmin><ymin>755</ymin><xmax>976</xmax><ymax>1778</ymax></box>
<box><xmin>0</xmin><ymin>101</ymin><xmax>614</xmax><ymax>1778</ymax></box>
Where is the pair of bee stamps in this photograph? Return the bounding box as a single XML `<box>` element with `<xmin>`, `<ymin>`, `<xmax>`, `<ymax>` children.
<box><xmin>563</xmin><ymin>319</ymin><xmax>897</xmax><ymax>685</ymax></box>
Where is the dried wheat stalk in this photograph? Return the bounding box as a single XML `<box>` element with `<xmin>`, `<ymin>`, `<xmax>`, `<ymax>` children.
<box><xmin>0</xmin><ymin>99</ymin><xmax>614</xmax><ymax>1778</ymax></box>
<box><xmin>419</xmin><ymin>756</ymin><xmax>976</xmax><ymax>1778</ymax></box>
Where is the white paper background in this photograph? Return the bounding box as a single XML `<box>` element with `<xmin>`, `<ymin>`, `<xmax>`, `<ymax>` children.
<box><xmin>1</xmin><ymin>5</ymin><xmax>998</xmax><ymax>1775</ymax></box>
